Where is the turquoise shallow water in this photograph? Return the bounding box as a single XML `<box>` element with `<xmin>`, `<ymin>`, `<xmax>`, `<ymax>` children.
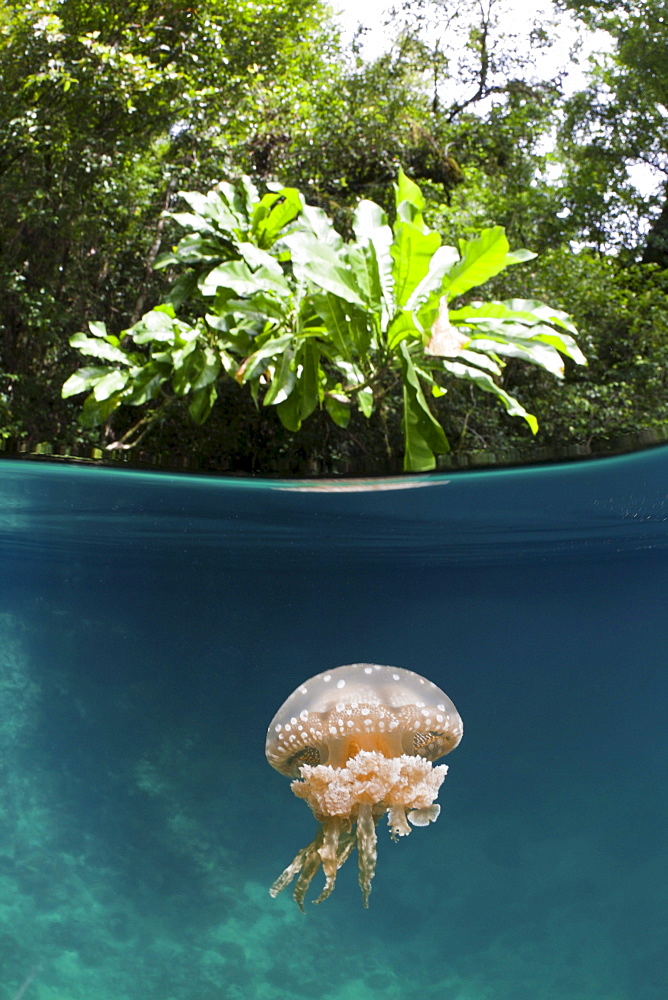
<box><xmin>0</xmin><ymin>452</ymin><xmax>666</xmax><ymax>1000</ymax></box>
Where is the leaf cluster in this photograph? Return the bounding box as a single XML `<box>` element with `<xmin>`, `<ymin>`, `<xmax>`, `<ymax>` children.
<box><xmin>63</xmin><ymin>172</ymin><xmax>585</xmax><ymax>470</ymax></box>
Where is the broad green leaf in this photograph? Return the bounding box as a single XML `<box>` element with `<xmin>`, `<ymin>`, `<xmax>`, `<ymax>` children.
<box><xmin>386</xmin><ymin>311</ymin><xmax>421</xmax><ymax>350</ymax></box>
<box><xmin>235</xmin><ymin>175</ymin><xmax>260</xmax><ymax>219</ymax></box>
<box><xmin>179</xmin><ymin>189</ymin><xmax>242</xmax><ymax>232</ymax></box>
<box><xmin>297</xmin><ymin>340</ymin><xmax>320</xmax><ymax>422</ymax></box>
<box><xmin>69</xmin><ymin>333</ymin><xmax>130</xmax><ymax>364</ymax></box>
<box><xmin>358</xmin><ymin>387</ymin><xmax>374</xmax><ymax>417</ymax></box>
<box><xmin>530</xmin><ymin>327</ymin><xmax>587</xmax><ymax>365</ymax></box>
<box><xmin>466</xmin><ymin>336</ymin><xmax>566</xmax><ymax>376</ymax></box>
<box><xmin>236</xmin><ymin>334</ymin><xmax>293</xmax><ymax>384</ymax></box>
<box><xmin>346</xmin><ymin>243</ymin><xmax>381</xmax><ymax>313</ymax></box>
<box><xmin>165</xmin><ymin>271</ymin><xmax>199</xmax><ymax>309</ymax></box>
<box><xmin>506</xmin><ymin>249</ymin><xmax>537</xmax><ymax>265</ymax></box>
<box><xmin>252</xmin><ymin>188</ymin><xmax>303</xmax><ymax>247</ymax></box>
<box><xmin>395</xmin><ymin>168</ymin><xmax>426</xmax><ymax>214</ymax></box>
<box><xmin>92</xmin><ymin>370</ymin><xmax>128</xmax><ymax>401</ymax></box>
<box><xmin>310</xmin><ymin>292</ymin><xmax>369</xmax><ymax>360</ymax></box>
<box><xmin>276</xmin><ymin>392</ymin><xmax>301</xmax><ymax>432</ymax></box>
<box><xmin>199</xmin><ymin>260</ymin><xmax>290</xmax><ymax>298</ymax></box>
<box><xmin>189</xmin><ymin>384</ymin><xmax>218</xmax><ymax>424</ymax></box>
<box><xmin>457</xmin><ymin>350</ymin><xmax>503</xmax><ymax>377</ymax></box>
<box><xmin>155</xmin><ymin>234</ymin><xmax>230</xmax><ymax>269</ymax></box>
<box><xmin>391</xmin><ymin>223</ymin><xmax>442</xmax><ymax>308</ymax></box>
<box><xmin>236</xmin><ymin>241</ymin><xmax>285</xmax><ymax>277</ymax></box>
<box><xmin>274</xmin><ymin>340</ymin><xmax>320</xmax><ymax>429</ymax></box>
<box><xmin>399</xmin><ymin>341</ymin><xmax>449</xmax><ymax>471</ymax></box>
<box><xmin>123</xmin><ymin>364</ymin><xmax>168</xmax><ymax>406</ymax></box>
<box><xmin>444</xmin><ymin>228</ymin><xmax>535</xmax><ymax>301</ymax></box>
<box><xmin>62</xmin><ymin>366</ymin><xmax>115</xmax><ymax>398</ymax></box>
<box><xmin>450</xmin><ymin>299</ymin><xmax>580</xmax><ymax>337</ymax></box>
<box><xmin>503</xmin><ymin>298</ymin><xmax>580</xmax><ymax>336</ymax></box>
<box><xmin>130</xmin><ymin>309</ymin><xmax>177</xmax><ymax>344</ymax></box>
<box><xmin>170</xmin><ymin>211</ymin><xmax>217</xmax><ymax>234</ymax></box>
<box><xmin>88</xmin><ymin>321</ymin><xmax>109</xmax><ymax>339</ymax></box>
<box><xmin>324</xmin><ymin>392</ymin><xmax>351</xmax><ymax>427</ymax></box>
<box><xmin>208</xmin><ymin>293</ymin><xmax>285</xmax><ymax>324</ymax></box>
<box><xmin>172</xmin><ymin>342</ymin><xmax>219</xmax><ymax>396</ymax></box>
<box><xmin>263</xmin><ymin>348</ymin><xmax>296</xmax><ymax>406</ymax></box>
<box><xmin>404</xmin><ymin>245</ymin><xmax>461</xmax><ymax>312</ymax></box>
<box><xmin>81</xmin><ymin>392</ymin><xmax>122</xmax><ymax>427</ymax></box>
<box><xmin>282</xmin><ymin>232</ymin><xmax>363</xmax><ymax>305</ymax></box>
<box><xmin>352</xmin><ymin>200</ymin><xmax>394</xmax><ymax>325</ymax></box>
<box><xmin>299</xmin><ymin>204</ymin><xmax>344</xmax><ymax>249</ymax></box>
<box><xmin>443</xmin><ymin>359</ymin><xmax>539</xmax><ymax>433</ymax></box>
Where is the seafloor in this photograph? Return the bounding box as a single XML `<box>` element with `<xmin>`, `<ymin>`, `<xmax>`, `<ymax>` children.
<box><xmin>1</xmin><ymin>453</ymin><xmax>666</xmax><ymax>1000</ymax></box>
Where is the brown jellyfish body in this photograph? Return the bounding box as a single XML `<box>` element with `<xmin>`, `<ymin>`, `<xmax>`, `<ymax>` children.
<box><xmin>265</xmin><ymin>662</ymin><xmax>463</xmax><ymax>910</ymax></box>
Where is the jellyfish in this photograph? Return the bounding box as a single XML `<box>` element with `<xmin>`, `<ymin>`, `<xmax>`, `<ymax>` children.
<box><xmin>265</xmin><ymin>662</ymin><xmax>463</xmax><ymax>910</ymax></box>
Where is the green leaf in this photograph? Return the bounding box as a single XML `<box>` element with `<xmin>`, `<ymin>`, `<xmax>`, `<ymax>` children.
<box><xmin>530</xmin><ymin>326</ymin><xmax>587</xmax><ymax>366</ymax></box>
<box><xmin>450</xmin><ymin>298</ymin><xmax>580</xmax><ymax>337</ymax></box>
<box><xmin>297</xmin><ymin>340</ymin><xmax>320</xmax><ymax>421</ymax></box>
<box><xmin>444</xmin><ymin>228</ymin><xmax>535</xmax><ymax>301</ymax></box>
<box><xmin>199</xmin><ymin>260</ymin><xmax>290</xmax><ymax>298</ymax></box>
<box><xmin>62</xmin><ymin>366</ymin><xmax>115</xmax><ymax>398</ymax></box>
<box><xmin>282</xmin><ymin>232</ymin><xmax>364</xmax><ymax>306</ymax></box>
<box><xmin>236</xmin><ymin>334</ymin><xmax>294</xmax><ymax>384</ymax></box>
<box><xmin>276</xmin><ymin>342</ymin><xmax>320</xmax><ymax>430</ymax></box>
<box><xmin>395</xmin><ymin>168</ymin><xmax>426</xmax><ymax>214</ymax></box>
<box><xmin>299</xmin><ymin>204</ymin><xmax>344</xmax><ymax>249</ymax></box>
<box><xmin>466</xmin><ymin>336</ymin><xmax>566</xmax><ymax>377</ymax></box>
<box><xmin>324</xmin><ymin>392</ymin><xmax>351</xmax><ymax>427</ymax></box>
<box><xmin>236</xmin><ymin>241</ymin><xmax>285</xmax><ymax>277</ymax></box>
<box><xmin>263</xmin><ymin>348</ymin><xmax>296</xmax><ymax>406</ymax></box>
<box><xmin>92</xmin><ymin>370</ymin><xmax>128</xmax><ymax>401</ymax></box>
<box><xmin>311</xmin><ymin>292</ymin><xmax>370</xmax><ymax>360</ymax></box>
<box><xmin>252</xmin><ymin>188</ymin><xmax>303</xmax><ymax>247</ymax></box>
<box><xmin>80</xmin><ymin>391</ymin><xmax>122</xmax><ymax>427</ymax></box>
<box><xmin>188</xmin><ymin>384</ymin><xmax>218</xmax><ymax>424</ymax></box>
<box><xmin>391</xmin><ymin>223</ymin><xmax>442</xmax><ymax>309</ymax></box>
<box><xmin>170</xmin><ymin>211</ymin><xmax>217</xmax><ymax>234</ymax></box>
<box><xmin>130</xmin><ymin>310</ymin><xmax>177</xmax><ymax>344</ymax></box>
<box><xmin>353</xmin><ymin>199</ymin><xmax>394</xmax><ymax>324</ymax></box>
<box><xmin>404</xmin><ymin>245</ymin><xmax>460</xmax><ymax>312</ymax></box>
<box><xmin>399</xmin><ymin>342</ymin><xmax>449</xmax><ymax>471</ymax></box>
<box><xmin>179</xmin><ymin>188</ymin><xmax>244</xmax><ymax>232</ymax></box>
<box><xmin>386</xmin><ymin>311</ymin><xmax>421</xmax><ymax>350</ymax></box>
<box><xmin>443</xmin><ymin>359</ymin><xmax>539</xmax><ymax>433</ymax></box>
<box><xmin>88</xmin><ymin>321</ymin><xmax>110</xmax><ymax>339</ymax></box>
<box><xmin>503</xmin><ymin>298</ymin><xmax>580</xmax><ymax>336</ymax></box>
<box><xmin>358</xmin><ymin>387</ymin><xmax>374</xmax><ymax>417</ymax></box>
<box><xmin>123</xmin><ymin>364</ymin><xmax>168</xmax><ymax>406</ymax></box>
<box><xmin>69</xmin><ymin>332</ymin><xmax>130</xmax><ymax>364</ymax></box>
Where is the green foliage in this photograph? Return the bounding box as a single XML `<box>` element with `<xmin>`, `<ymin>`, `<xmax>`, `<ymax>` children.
<box><xmin>63</xmin><ymin>172</ymin><xmax>585</xmax><ymax>471</ymax></box>
<box><xmin>1</xmin><ymin>0</ymin><xmax>664</xmax><ymax>471</ymax></box>
<box><xmin>0</xmin><ymin>0</ymin><xmax>335</xmax><ymax>446</ymax></box>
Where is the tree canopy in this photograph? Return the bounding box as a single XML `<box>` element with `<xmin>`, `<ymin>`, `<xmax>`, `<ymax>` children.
<box><xmin>2</xmin><ymin>0</ymin><xmax>668</xmax><ymax>473</ymax></box>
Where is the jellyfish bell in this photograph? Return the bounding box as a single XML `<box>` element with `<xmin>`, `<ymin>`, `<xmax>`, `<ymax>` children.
<box><xmin>265</xmin><ymin>662</ymin><xmax>463</xmax><ymax>910</ymax></box>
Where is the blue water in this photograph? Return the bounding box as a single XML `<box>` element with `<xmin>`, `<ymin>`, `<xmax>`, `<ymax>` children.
<box><xmin>0</xmin><ymin>452</ymin><xmax>666</xmax><ymax>1000</ymax></box>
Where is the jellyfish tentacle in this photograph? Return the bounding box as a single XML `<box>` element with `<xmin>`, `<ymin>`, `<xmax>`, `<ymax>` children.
<box><xmin>356</xmin><ymin>802</ymin><xmax>378</xmax><ymax>908</ymax></box>
<box><xmin>269</xmin><ymin>827</ymin><xmax>325</xmax><ymax>911</ymax></box>
<box><xmin>293</xmin><ymin>836</ymin><xmax>325</xmax><ymax>911</ymax></box>
<box><xmin>314</xmin><ymin>816</ymin><xmax>342</xmax><ymax>903</ymax></box>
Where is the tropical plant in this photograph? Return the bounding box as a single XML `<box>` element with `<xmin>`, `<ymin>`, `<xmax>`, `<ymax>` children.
<box><xmin>62</xmin><ymin>171</ymin><xmax>586</xmax><ymax>471</ymax></box>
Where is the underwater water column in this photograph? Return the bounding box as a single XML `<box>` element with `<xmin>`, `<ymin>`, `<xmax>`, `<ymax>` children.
<box><xmin>0</xmin><ymin>451</ymin><xmax>666</xmax><ymax>1000</ymax></box>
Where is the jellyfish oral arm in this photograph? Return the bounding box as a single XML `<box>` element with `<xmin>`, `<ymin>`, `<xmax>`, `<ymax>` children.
<box><xmin>269</xmin><ymin>750</ymin><xmax>448</xmax><ymax>909</ymax></box>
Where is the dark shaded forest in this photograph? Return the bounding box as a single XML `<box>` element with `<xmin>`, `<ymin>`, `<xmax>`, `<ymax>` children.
<box><xmin>3</xmin><ymin>0</ymin><xmax>668</xmax><ymax>474</ymax></box>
